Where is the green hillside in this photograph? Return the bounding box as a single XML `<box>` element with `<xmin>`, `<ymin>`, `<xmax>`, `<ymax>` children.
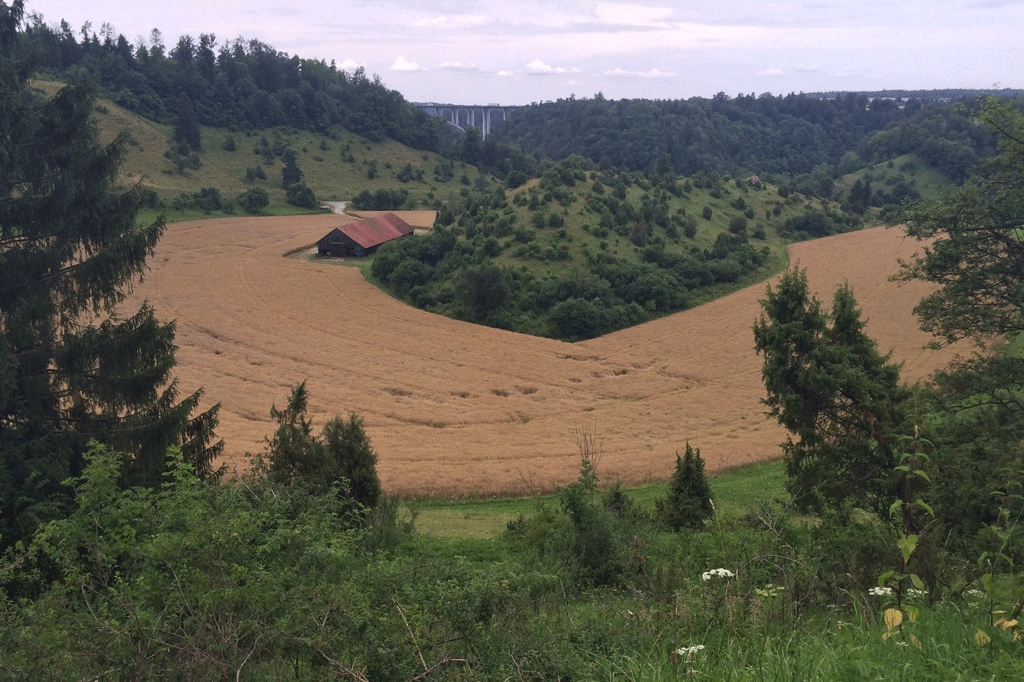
<box><xmin>31</xmin><ymin>80</ymin><xmax>491</xmax><ymax>220</ymax></box>
<box><xmin>369</xmin><ymin>155</ymin><xmax>867</xmax><ymax>340</ymax></box>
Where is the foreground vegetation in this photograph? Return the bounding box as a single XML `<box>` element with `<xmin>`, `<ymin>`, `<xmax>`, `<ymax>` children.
<box><xmin>4</xmin><ymin>442</ymin><xmax>1023</xmax><ymax>681</ymax></box>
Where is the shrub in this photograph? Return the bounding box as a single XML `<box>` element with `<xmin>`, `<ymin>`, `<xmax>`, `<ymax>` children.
<box><xmin>684</xmin><ymin>217</ymin><xmax>698</xmax><ymax>238</ymax></box>
<box><xmin>193</xmin><ymin>187</ymin><xmax>223</xmax><ymax>213</ymax></box>
<box><xmin>238</xmin><ymin>186</ymin><xmax>269</xmax><ymax>214</ymax></box>
<box><xmin>285</xmin><ymin>181</ymin><xmax>317</xmax><ymax>209</ymax></box>
<box><xmin>729</xmin><ymin>215</ymin><xmax>748</xmax><ymax>234</ymax></box>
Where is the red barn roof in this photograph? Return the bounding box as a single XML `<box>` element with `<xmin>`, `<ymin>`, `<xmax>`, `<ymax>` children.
<box><xmin>338</xmin><ymin>213</ymin><xmax>415</xmax><ymax>249</ymax></box>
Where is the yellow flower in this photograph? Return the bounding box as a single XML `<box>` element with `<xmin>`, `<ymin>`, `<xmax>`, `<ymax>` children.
<box><xmin>995</xmin><ymin>618</ymin><xmax>1018</xmax><ymax>630</ymax></box>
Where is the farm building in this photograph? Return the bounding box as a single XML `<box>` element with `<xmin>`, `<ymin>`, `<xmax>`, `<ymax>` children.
<box><xmin>317</xmin><ymin>213</ymin><xmax>415</xmax><ymax>257</ymax></box>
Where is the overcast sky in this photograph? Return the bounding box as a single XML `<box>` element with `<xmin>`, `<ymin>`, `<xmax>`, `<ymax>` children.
<box><xmin>24</xmin><ymin>0</ymin><xmax>1024</xmax><ymax>105</ymax></box>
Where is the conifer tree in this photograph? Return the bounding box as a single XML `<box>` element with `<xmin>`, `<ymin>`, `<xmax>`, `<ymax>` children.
<box><xmin>753</xmin><ymin>269</ymin><xmax>907</xmax><ymax>512</ymax></box>
<box><xmin>172</xmin><ymin>92</ymin><xmax>201</xmax><ymax>151</ymax></box>
<box><xmin>281</xmin><ymin>148</ymin><xmax>303</xmax><ymax>188</ymax></box>
<box><xmin>264</xmin><ymin>382</ymin><xmax>381</xmax><ymax>511</ymax></box>
<box><xmin>657</xmin><ymin>443</ymin><xmax>714</xmax><ymax>530</ymax></box>
<box><xmin>0</xmin><ymin>0</ymin><xmax>221</xmax><ymax>546</ymax></box>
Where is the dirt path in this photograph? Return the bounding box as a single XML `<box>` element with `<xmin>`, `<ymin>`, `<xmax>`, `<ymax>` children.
<box><xmin>122</xmin><ymin>216</ymin><xmax>963</xmax><ymax>496</ymax></box>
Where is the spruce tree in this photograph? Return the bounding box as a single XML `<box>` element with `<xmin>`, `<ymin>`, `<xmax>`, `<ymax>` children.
<box><xmin>657</xmin><ymin>443</ymin><xmax>714</xmax><ymax>530</ymax></box>
<box><xmin>0</xmin><ymin>1</ymin><xmax>221</xmax><ymax>547</ymax></box>
<box><xmin>281</xmin><ymin>149</ymin><xmax>303</xmax><ymax>188</ymax></box>
<box><xmin>753</xmin><ymin>268</ymin><xmax>907</xmax><ymax>512</ymax></box>
<box><xmin>264</xmin><ymin>382</ymin><xmax>381</xmax><ymax>511</ymax></box>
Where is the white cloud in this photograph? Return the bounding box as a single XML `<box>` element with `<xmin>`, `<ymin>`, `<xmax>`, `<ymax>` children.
<box><xmin>337</xmin><ymin>58</ymin><xmax>363</xmax><ymax>71</ymax></box>
<box><xmin>758</xmin><ymin>68</ymin><xmax>784</xmax><ymax>76</ymax></box>
<box><xmin>604</xmin><ymin>67</ymin><xmax>677</xmax><ymax>79</ymax></box>
<box><xmin>526</xmin><ymin>59</ymin><xmax>580</xmax><ymax>75</ymax></box>
<box><xmin>496</xmin><ymin>70</ymin><xmax>515</xmax><ymax>77</ymax></box>
<box><xmin>441</xmin><ymin>62</ymin><xmax>481</xmax><ymax>72</ymax></box>
<box><xmin>391</xmin><ymin>56</ymin><xmax>425</xmax><ymax>72</ymax></box>
<box><xmin>415</xmin><ymin>14</ymin><xmax>486</xmax><ymax>28</ymax></box>
<box><xmin>594</xmin><ymin>2</ymin><xmax>674</xmax><ymax>28</ymax></box>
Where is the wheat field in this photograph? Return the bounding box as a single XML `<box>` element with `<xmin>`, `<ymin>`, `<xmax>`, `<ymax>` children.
<box><xmin>122</xmin><ymin>214</ymin><xmax>963</xmax><ymax>496</ymax></box>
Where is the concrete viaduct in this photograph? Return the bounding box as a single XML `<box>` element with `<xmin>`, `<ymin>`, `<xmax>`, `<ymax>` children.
<box><xmin>413</xmin><ymin>103</ymin><xmax>519</xmax><ymax>138</ymax></box>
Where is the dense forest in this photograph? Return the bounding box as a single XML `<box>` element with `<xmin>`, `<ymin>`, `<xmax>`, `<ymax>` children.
<box><xmin>804</xmin><ymin>87</ymin><xmax>1024</xmax><ymax>103</ymax></box>
<box><xmin>492</xmin><ymin>92</ymin><xmax>1001</xmax><ymax>181</ymax></box>
<box><xmin>20</xmin><ymin>12</ymin><xmax>443</xmax><ymax>149</ymax></box>
<box><xmin>4</xmin><ymin>2</ymin><xmax>1024</xmax><ymax>679</ymax></box>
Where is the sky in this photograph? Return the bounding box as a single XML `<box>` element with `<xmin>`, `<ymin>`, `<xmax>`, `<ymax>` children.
<box><xmin>23</xmin><ymin>0</ymin><xmax>1024</xmax><ymax>106</ymax></box>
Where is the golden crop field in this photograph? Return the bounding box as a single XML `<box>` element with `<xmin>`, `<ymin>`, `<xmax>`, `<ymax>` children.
<box><xmin>122</xmin><ymin>214</ymin><xmax>962</xmax><ymax>496</ymax></box>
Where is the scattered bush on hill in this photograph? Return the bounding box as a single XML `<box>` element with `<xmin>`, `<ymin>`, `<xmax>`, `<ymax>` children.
<box><xmin>285</xmin><ymin>181</ymin><xmax>317</xmax><ymax>209</ymax></box>
<box><xmin>238</xmin><ymin>186</ymin><xmax>269</xmax><ymax>213</ymax></box>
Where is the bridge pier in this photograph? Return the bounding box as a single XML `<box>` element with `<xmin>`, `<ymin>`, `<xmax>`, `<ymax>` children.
<box><xmin>412</xmin><ymin>102</ymin><xmax>517</xmax><ymax>138</ymax></box>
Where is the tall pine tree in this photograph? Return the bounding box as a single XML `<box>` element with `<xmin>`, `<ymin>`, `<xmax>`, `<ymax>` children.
<box><xmin>753</xmin><ymin>268</ymin><xmax>907</xmax><ymax>512</ymax></box>
<box><xmin>0</xmin><ymin>0</ymin><xmax>220</xmax><ymax>547</ymax></box>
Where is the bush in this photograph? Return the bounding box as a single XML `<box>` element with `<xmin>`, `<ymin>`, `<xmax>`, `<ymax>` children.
<box><xmin>350</xmin><ymin>188</ymin><xmax>409</xmax><ymax>211</ymax></box>
<box><xmin>729</xmin><ymin>215</ymin><xmax>748</xmax><ymax>234</ymax></box>
<box><xmin>285</xmin><ymin>181</ymin><xmax>317</xmax><ymax>209</ymax></box>
<box><xmin>193</xmin><ymin>187</ymin><xmax>223</xmax><ymax>213</ymax></box>
<box><xmin>238</xmin><ymin>186</ymin><xmax>269</xmax><ymax>214</ymax></box>
<box><xmin>505</xmin><ymin>451</ymin><xmax>647</xmax><ymax>588</ymax></box>
<box><xmin>684</xmin><ymin>216</ymin><xmax>698</xmax><ymax>238</ymax></box>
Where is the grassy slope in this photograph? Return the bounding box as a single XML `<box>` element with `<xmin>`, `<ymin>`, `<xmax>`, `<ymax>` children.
<box><xmin>413</xmin><ymin>458</ymin><xmax>786</xmax><ymax>539</ymax></box>
<box><xmin>442</xmin><ymin>172</ymin><xmax>855</xmax><ymax>323</ymax></box>
<box><xmin>834</xmin><ymin>152</ymin><xmax>955</xmax><ymax>204</ymax></box>
<box><xmin>30</xmin><ymin>80</ymin><xmax>490</xmax><ymax>216</ymax></box>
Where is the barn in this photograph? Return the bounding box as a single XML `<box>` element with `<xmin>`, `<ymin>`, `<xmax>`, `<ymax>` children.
<box><xmin>316</xmin><ymin>213</ymin><xmax>415</xmax><ymax>257</ymax></box>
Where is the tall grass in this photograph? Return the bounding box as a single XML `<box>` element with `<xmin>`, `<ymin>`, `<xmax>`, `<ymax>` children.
<box><xmin>578</xmin><ymin>601</ymin><xmax>1023</xmax><ymax>681</ymax></box>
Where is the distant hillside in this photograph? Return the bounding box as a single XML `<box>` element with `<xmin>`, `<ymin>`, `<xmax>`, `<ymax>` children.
<box><xmin>369</xmin><ymin>156</ymin><xmax>871</xmax><ymax>340</ymax></box>
<box><xmin>803</xmin><ymin>88</ymin><xmax>1024</xmax><ymax>103</ymax></box>
<box><xmin>28</xmin><ymin>81</ymin><xmax>494</xmax><ymax>219</ymax></box>
<box><xmin>22</xmin><ymin>16</ymin><xmax>446</xmax><ymax>151</ymax></box>
<box><xmin>492</xmin><ymin>92</ymin><xmax>1010</xmax><ymax>183</ymax></box>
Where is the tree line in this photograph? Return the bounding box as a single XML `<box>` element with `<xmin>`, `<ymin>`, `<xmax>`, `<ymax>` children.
<box><xmin>20</xmin><ymin>10</ymin><xmax>443</xmax><ymax>149</ymax></box>
<box><xmin>492</xmin><ymin>91</ymin><xmax>1007</xmax><ymax>182</ymax></box>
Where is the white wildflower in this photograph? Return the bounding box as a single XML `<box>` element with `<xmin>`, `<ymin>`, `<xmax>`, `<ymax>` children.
<box><xmin>676</xmin><ymin>644</ymin><xmax>705</xmax><ymax>656</ymax></box>
<box><xmin>701</xmin><ymin>568</ymin><xmax>735</xmax><ymax>581</ymax></box>
<box><xmin>868</xmin><ymin>586</ymin><xmax>894</xmax><ymax>598</ymax></box>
